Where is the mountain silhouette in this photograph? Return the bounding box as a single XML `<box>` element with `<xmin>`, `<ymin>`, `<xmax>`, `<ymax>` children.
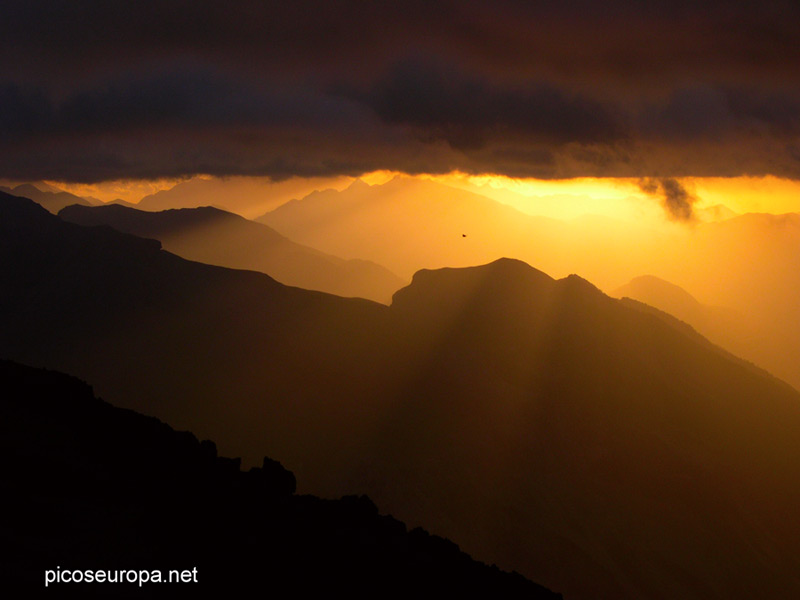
<box><xmin>135</xmin><ymin>178</ymin><xmax>233</xmax><ymax>212</ymax></box>
<box><xmin>134</xmin><ymin>175</ymin><xmax>348</xmax><ymax>218</ymax></box>
<box><xmin>0</xmin><ymin>192</ymin><xmax>390</xmax><ymax>489</ymax></box>
<box><xmin>106</xmin><ymin>198</ymin><xmax>141</xmax><ymax>208</ymax></box>
<box><xmin>59</xmin><ymin>203</ymin><xmax>405</xmax><ymax>303</ymax></box>
<box><xmin>258</xmin><ymin>176</ymin><xmax>569</xmax><ymax>279</ymax></box>
<box><xmin>260</xmin><ymin>177</ymin><xmax>800</xmax><ymax>391</ymax></box>
<box><xmin>646</xmin><ymin>212</ymin><xmax>800</xmax><ymax>389</ymax></box>
<box><xmin>614</xmin><ymin>275</ymin><xmax>707</xmax><ymax>320</ymax></box>
<box><xmin>257</xmin><ymin>176</ymin><xmax>655</xmax><ymax>288</ymax></box>
<box><xmin>3</xmin><ymin>192</ymin><xmax>800</xmax><ymax>599</ymax></box>
<box><xmin>2</xmin><ymin>359</ymin><xmax>557</xmax><ymax>598</ymax></box>
<box><xmin>1</xmin><ymin>182</ymin><xmax>94</xmax><ymax>213</ymax></box>
<box><xmin>613</xmin><ymin>275</ymin><xmax>761</xmax><ymax>372</ymax></box>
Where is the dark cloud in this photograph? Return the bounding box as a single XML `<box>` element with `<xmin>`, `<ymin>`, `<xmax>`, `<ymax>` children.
<box><xmin>0</xmin><ymin>84</ymin><xmax>53</xmax><ymax>138</ymax></box>
<box><xmin>3</xmin><ymin>68</ymin><xmax>368</xmax><ymax>136</ymax></box>
<box><xmin>638</xmin><ymin>178</ymin><xmax>698</xmax><ymax>221</ymax></box>
<box><xmin>344</xmin><ymin>58</ymin><xmax>624</xmax><ymax>150</ymax></box>
<box><xmin>1</xmin><ymin>0</ymin><xmax>800</xmax><ymax>181</ymax></box>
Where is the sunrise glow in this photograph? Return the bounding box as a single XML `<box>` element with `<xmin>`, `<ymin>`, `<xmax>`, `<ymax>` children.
<box><xmin>5</xmin><ymin>4</ymin><xmax>800</xmax><ymax>598</ymax></box>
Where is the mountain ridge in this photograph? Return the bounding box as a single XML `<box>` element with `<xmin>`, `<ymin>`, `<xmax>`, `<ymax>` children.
<box><xmin>0</xmin><ymin>182</ymin><xmax>94</xmax><ymax>213</ymax></box>
<box><xmin>59</xmin><ymin>203</ymin><xmax>405</xmax><ymax>303</ymax></box>
<box><xmin>2</xmin><ymin>358</ymin><xmax>559</xmax><ymax>598</ymax></box>
<box><xmin>3</xmin><ymin>192</ymin><xmax>800</xmax><ymax>599</ymax></box>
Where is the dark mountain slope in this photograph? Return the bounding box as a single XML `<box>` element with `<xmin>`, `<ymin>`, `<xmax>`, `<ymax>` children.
<box><xmin>2</xmin><ymin>359</ymin><xmax>557</xmax><ymax>598</ymax></box>
<box><xmin>0</xmin><ymin>192</ymin><xmax>390</xmax><ymax>489</ymax></box>
<box><xmin>3</xmin><ymin>193</ymin><xmax>800</xmax><ymax>599</ymax></box>
<box><xmin>59</xmin><ymin>204</ymin><xmax>405</xmax><ymax>303</ymax></box>
<box><xmin>356</xmin><ymin>259</ymin><xmax>800</xmax><ymax>599</ymax></box>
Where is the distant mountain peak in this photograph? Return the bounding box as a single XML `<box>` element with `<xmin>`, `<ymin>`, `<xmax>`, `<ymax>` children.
<box><xmin>391</xmin><ymin>258</ymin><xmax>557</xmax><ymax>312</ymax></box>
<box><xmin>346</xmin><ymin>178</ymin><xmax>371</xmax><ymax>191</ymax></box>
<box><xmin>409</xmin><ymin>258</ymin><xmax>554</xmax><ymax>288</ymax></box>
<box><xmin>614</xmin><ymin>275</ymin><xmax>702</xmax><ymax>310</ymax></box>
<box><xmin>11</xmin><ymin>183</ymin><xmax>43</xmax><ymax>195</ymax></box>
<box><xmin>561</xmin><ymin>272</ymin><xmax>603</xmax><ymax>294</ymax></box>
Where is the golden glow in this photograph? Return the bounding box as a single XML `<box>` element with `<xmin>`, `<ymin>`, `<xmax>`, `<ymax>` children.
<box><xmin>359</xmin><ymin>171</ymin><xmax>398</xmax><ymax>186</ymax></box>
<box><xmin>34</xmin><ymin>169</ymin><xmax>800</xmax><ymax>391</ymax></box>
<box><xmin>45</xmin><ymin>174</ymin><xmax>355</xmax><ymax>218</ymax></box>
<box><xmin>425</xmin><ymin>173</ymin><xmax>660</xmax><ymax>222</ymax></box>
<box><xmin>442</xmin><ymin>173</ymin><xmax>638</xmax><ymax>199</ymax></box>
<box><xmin>426</xmin><ymin>173</ymin><xmax>800</xmax><ymax>221</ymax></box>
<box><xmin>41</xmin><ymin>172</ymin><xmax>800</xmax><ymax>220</ymax></box>
<box><xmin>690</xmin><ymin>176</ymin><xmax>800</xmax><ymax>215</ymax></box>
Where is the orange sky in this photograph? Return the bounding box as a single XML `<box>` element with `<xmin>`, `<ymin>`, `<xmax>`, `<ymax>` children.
<box><xmin>50</xmin><ymin>173</ymin><xmax>800</xmax><ymax>222</ymax></box>
<box><xmin>428</xmin><ymin>174</ymin><xmax>800</xmax><ymax>220</ymax></box>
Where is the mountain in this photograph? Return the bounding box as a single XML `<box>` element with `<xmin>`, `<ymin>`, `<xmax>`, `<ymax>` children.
<box><xmin>258</xmin><ymin>176</ymin><xmax>662</xmax><ymax>287</ymax></box>
<box><xmin>261</xmin><ymin>178</ymin><xmax>800</xmax><ymax>390</ymax></box>
<box><xmin>612</xmin><ymin>275</ymin><xmax>752</xmax><ymax>356</ymax></box>
<box><xmin>2</xmin><ymin>359</ymin><xmax>556</xmax><ymax>598</ymax></box>
<box><xmin>696</xmin><ymin>203</ymin><xmax>738</xmax><ymax>222</ymax></box>
<box><xmin>59</xmin><ymin>204</ymin><xmax>406</xmax><ymax>303</ymax></box>
<box><xmin>647</xmin><ymin>212</ymin><xmax>800</xmax><ymax>390</ymax></box>
<box><xmin>135</xmin><ymin>175</ymin><xmax>350</xmax><ymax>218</ymax></box>
<box><xmin>3</xmin><ymin>192</ymin><xmax>800</xmax><ymax>599</ymax></box>
<box><xmin>136</xmin><ymin>178</ymin><xmax>232</xmax><ymax>212</ymax></box>
<box><xmin>612</xmin><ymin>275</ymin><xmax>771</xmax><ymax>360</ymax></box>
<box><xmin>368</xmin><ymin>260</ymin><xmax>800</xmax><ymax>599</ymax></box>
<box><xmin>614</xmin><ymin>275</ymin><xmax>710</xmax><ymax>322</ymax></box>
<box><xmin>25</xmin><ymin>180</ymin><xmax>64</xmax><ymax>193</ymax></box>
<box><xmin>0</xmin><ymin>192</ymin><xmax>389</xmax><ymax>488</ymax></box>
<box><xmin>0</xmin><ymin>182</ymin><xmax>94</xmax><ymax>213</ymax></box>
<box><xmin>107</xmin><ymin>198</ymin><xmax>140</xmax><ymax>208</ymax></box>
<box><xmin>651</xmin><ymin>212</ymin><xmax>800</xmax><ymax>316</ymax></box>
<box><xmin>258</xmin><ymin>177</ymin><xmax>558</xmax><ymax>280</ymax></box>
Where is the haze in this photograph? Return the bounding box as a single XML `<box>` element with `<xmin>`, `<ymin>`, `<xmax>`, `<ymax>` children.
<box><xmin>4</xmin><ymin>2</ymin><xmax>800</xmax><ymax>599</ymax></box>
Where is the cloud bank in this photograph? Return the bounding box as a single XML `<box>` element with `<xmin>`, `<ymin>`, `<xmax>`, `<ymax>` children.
<box><xmin>2</xmin><ymin>0</ymin><xmax>799</xmax><ymax>182</ymax></box>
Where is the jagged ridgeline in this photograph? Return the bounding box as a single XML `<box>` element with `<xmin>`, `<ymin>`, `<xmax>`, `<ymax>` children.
<box><xmin>1</xmin><ymin>360</ymin><xmax>558</xmax><ymax>598</ymax></box>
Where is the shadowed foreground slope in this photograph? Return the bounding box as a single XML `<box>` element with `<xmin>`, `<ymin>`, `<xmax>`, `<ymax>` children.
<box><xmin>1</xmin><ymin>360</ymin><xmax>556</xmax><ymax>598</ymax></box>
<box><xmin>0</xmin><ymin>192</ymin><xmax>391</xmax><ymax>488</ymax></box>
<box><xmin>3</xmin><ymin>193</ymin><xmax>800</xmax><ymax>599</ymax></box>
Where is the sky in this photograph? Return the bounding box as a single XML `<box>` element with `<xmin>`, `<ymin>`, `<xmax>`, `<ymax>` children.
<box><xmin>2</xmin><ymin>0</ymin><xmax>800</xmax><ymax>191</ymax></box>
<box><xmin>41</xmin><ymin>172</ymin><xmax>800</xmax><ymax>224</ymax></box>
